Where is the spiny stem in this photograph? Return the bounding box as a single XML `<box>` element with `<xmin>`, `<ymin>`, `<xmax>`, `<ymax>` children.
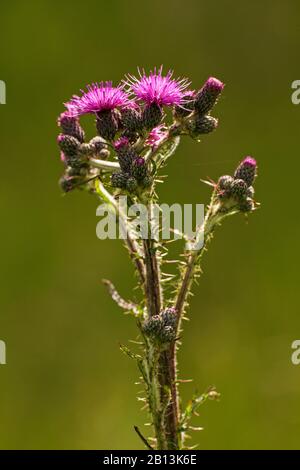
<box><xmin>142</xmin><ymin>202</ymin><xmax>180</xmax><ymax>449</ymax></box>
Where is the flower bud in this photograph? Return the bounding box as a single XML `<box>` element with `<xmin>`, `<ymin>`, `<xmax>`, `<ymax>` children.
<box><xmin>141</xmin><ymin>175</ymin><xmax>153</xmax><ymax>189</ymax></box>
<box><xmin>194</xmin><ymin>77</ymin><xmax>224</xmax><ymax>116</ymax></box>
<box><xmin>111</xmin><ymin>172</ymin><xmax>129</xmax><ymax>189</ymax></box>
<box><xmin>187</xmin><ymin>115</ymin><xmax>218</xmax><ymax>139</ymax></box>
<box><xmin>142</xmin><ymin>316</ymin><xmax>162</xmax><ymax>338</ymax></box>
<box><xmin>142</xmin><ymin>103</ymin><xmax>163</xmax><ymax>130</ymax></box>
<box><xmin>126</xmin><ymin>176</ymin><xmax>138</xmax><ymax>192</ymax></box>
<box><xmin>121</xmin><ymin>107</ymin><xmax>143</xmax><ymax>132</ymax></box>
<box><xmin>96</xmin><ymin>109</ymin><xmax>119</xmax><ymax>141</ymax></box>
<box><xmin>230</xmin><ymin>178</ymin><xmax>248</xmax><ymax>200</ymax></box>
<box><xmin>143</xmin><ymin>312</ymin><xmax>176</xmax><ymax>344</ymax></box>
<box><xmin>58</xmin><ymin>112</ymin><xmax>85</xmax><ymax>142</ymax></box>
<box><xmin>234</xmin><ymin>157</ymin><xmax>257</xmax><ymax>187</ymax></box>
<box><xmin>117</xmin><ymin>147</ymin><xmax>137</xmax><ymax>174</ymax></box>
<box><xmin>132</xmin><ymin>157</ymin><xmax>147</xmax><ymax>181</ymax></box>
<box><xmin>161</xmin><ymin>307</ymin><xmax>177</xmax><ymax>329</ymax></box>
<box><xmin>217</xmin><ymin>175</ymin><xmax>234</xmax><ymax>190</ymax></box>
<box><xmin>57</xmin><ymin>134</ymin><xmax>81</xmax><ymax>156</ymax></box>
<box><xmin>80</xmin><ymin>136</ymin><xmax>107</xmax><ymax>157</ymax></box>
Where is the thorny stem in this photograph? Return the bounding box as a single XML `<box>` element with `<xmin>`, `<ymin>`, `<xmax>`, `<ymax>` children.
<box><xmin>142</xmin><ymin>201</ymin><xmax>180</xmax><ymax>450</ymax></box>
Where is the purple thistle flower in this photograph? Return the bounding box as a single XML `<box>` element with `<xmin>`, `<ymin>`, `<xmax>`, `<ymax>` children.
<box><xmin>126</xmin><ymin>67</ymin><xmax>190</xmax><ymax>107</ymax></box>
<box><xmin>64</xmin><ymin>82</ymin><xmax>132</xmax><ymax>117</ymax></box>
<box><xmin>146</xmin><ymin>125</ymin><xmax>168</xmax><ymax>149</ymax></box>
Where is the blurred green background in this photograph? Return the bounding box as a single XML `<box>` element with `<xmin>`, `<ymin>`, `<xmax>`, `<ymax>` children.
<box><xmin>0</xmin><ymin>0</ymin><xmax>299</xmax><ymax>450</ymax></box>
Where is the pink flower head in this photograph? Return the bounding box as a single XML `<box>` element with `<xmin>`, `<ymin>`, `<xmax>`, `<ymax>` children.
<box><xmin>205</xmin><ymin>77</ymin><xmax>225</xmax><ymax>93</ymax></box>
<box><xmin>64</xmin><ymin>82</ymin><xmax>132</xmax><ymax>117</ymax></box>
<box><xmin>146</xmin><ymin>125</ymin><xmax>168</xmax><ymax>149</ymax></box>
<box><xmin>126</xmin><ymin>67</ymin><xmax>190</xmax><ymax>107</ymax></box>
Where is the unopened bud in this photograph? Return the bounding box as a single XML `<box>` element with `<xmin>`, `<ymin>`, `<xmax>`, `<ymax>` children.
<box><xmin>121</xmin><ymin>107</ymin><xmax>143</xmax><ymax>132</ymax></box>
<box><xmin>117</xmin><ymin>147</ymin><xmax>136</xmax><ymax>174</ymax></box>
<box><xmin>58</xmin><ymin>112</ymin><xmax>85</xmax><ymax>142</ymax></box>
<box><xmin>111</xmin><ymin>172</ymin><xmax>129</xmax><ymax>189</ymax></box>
<box><xmin>230</xmin><ymin>178</ymin><xmax>248</xmax><ymax>200</ymax></box>
<box><xmin>126</xmin><ymin>176</ymin><xmax>138</xmax><ymax>192</ymax></box>
<box><xmin>132</xmin><ymin>157</ymin><xmax>147</xmax><ymax>180</ymax></box>
<box><xmin>57</xmin><ymin>134</ymin><xmax>81</xmax><ymax>156</ymax></box>
<box><xmin>96</xmin><ymin>109</ymin><xmax>119</xmax><ymax>141</ymax></box>
<box><xmin>217</xmin><ymin>175</ymin><xmax>234</xmax><ymax>190</ymax></box>
<box><xmin>194</xmin><ymin>77</ymin><xmax>224</xmax><ymax>116</ymax></box>
<box><xmin>187</xmin><ymin>115</ymin><xmax>218</xmax><ymax>139</ymax></box>
<box><xmin>234</xmin><ymin>157</ymin><xmax>257</xmax><ymax>187</ymax></box>
<box><xmin>142</xmin><ymin>103</ymin><xmax>163</xmax><ymax>130</ymax></box>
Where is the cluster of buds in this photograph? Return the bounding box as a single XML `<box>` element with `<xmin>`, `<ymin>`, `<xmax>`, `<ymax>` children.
<box><xmin>142</xmin><ymin>307</ymin><xmax>177</xmax><ymax>345</ymax></box>
<box><xmin>216</xmin><ymin>157</ymin><xmax>257</xmax><ymax>212</ymax></box>
<box><xmin>111</xmin><ymin>137</ymin><xmax>152</xmax><ymax>194</ymax></box>
<box><xmin>174</xmin><ymin>77</ymin><xmax>224</xmax><ymax>140</ymax></box>
<box><xmin>57</xmin><ymin>68</ymin><xmax>225</xmax><ymax>196</ymax></box>
<box><xmin>57</xmin><ymin>113</ymin><xmax>109</xmax><ymax>192</ymax></box>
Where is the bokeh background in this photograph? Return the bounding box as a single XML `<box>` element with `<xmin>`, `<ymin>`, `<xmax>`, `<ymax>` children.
<box><xmin>0</xmin><ymin>0</ymin><xmax>299</xmax><ymax>450</ymax></box>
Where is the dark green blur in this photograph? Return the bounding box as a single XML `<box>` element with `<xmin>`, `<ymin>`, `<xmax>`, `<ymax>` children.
<box><xmin>0</xmin><ymin>0</ymin><xmax>299</xmax><ymax>450</ymax></box>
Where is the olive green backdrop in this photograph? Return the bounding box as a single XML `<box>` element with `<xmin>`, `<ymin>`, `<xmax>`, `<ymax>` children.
<box><xmin>0</xmin><ymin>0</ymin><xmax>299</xmax><ymax>449</ymax></box>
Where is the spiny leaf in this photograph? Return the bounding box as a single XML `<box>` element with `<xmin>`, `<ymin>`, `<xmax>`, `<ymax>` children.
<box><xmin>103</xmin><ymin>279</ymin><xmax>141</xmax><ymax>316</ymax></box>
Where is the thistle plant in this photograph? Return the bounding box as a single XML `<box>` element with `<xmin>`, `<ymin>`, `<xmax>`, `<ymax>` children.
<box><xmin>57</xmin><ymin>67</ymin><xmax>259</xmax><ymax>450</ymax></box>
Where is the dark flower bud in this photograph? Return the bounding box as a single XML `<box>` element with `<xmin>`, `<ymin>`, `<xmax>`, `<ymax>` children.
<box><xmin>141</xmin><ymin>175</ymin><xmax>153</xmax><ymax>189</ymax></box>
<box><xmin>57</xmin><ymin>134</ymin><xmax>81</xmax><ymax>156</ymax></box>
<box><xmin>143</xmin><ymin>312</ymin><xmax>176</xmax><ymax>344</ymax></box>
<box><xmin>126</xmin><ymin>176</ymin><xmax>138</xmax><ymax>192</ymax></box>
<box><xmin>230</xmin><ymin>178</ymin><xmax>248</xmax><ymax>200</ymax></box>
<box><xmin>117</xmin><ymin>148</ymin><xmax>137</xmax><ymax>174</ymax></box>
<box><xmin>111</xmin><ymin>172</ymin><xmax>129</xmax><ymax>189</ymax></box>
<box><xmin>187</xmin><ymin>115</ymin><xmax>218</xmax><ymax>138</ymax></box>
<box><xmin>58</xmin><ymin>112</ymin><xmax>85</xmax><ymax>142</ymax></box>
<box><xmin>234</xmin><ymin>157</ymin><xmax>257</xmax><ymax>187</ymax></box>
<box><xmin>96</xmin><ymin>109</ymin><xmax>119</xmax><ymax>141</ymax></box>
<box><xmin>121</xmin><ymin>107</ymin><xmax>143</xmax><ymax>132</ymax></box>
<box><xmin>143</xmin><ymin>316</ymin><xmax>162</xmax><ymax>338</ymax></box>
<box><xmin>142</xmin><ymin>103</ymin><xmax>163</xmax><ymax>130</ymax></box>
<box><xmin>161</xmin><ymin>307</ymin><xmax>177</xmax><ymax>329</ymax></box>
<box><xmin>194</xmin><ymin>77</ymin><xmax>224</xmax><ymax>116</ymax></box>
<box><xmin>80</xmin><ymin>136</ymin><xmax>107</xmax><ymax>157</ymax></box>
<box><xmin>217</xmin><ymin>175</ymin><xmax>234</xmax><ymax>190</ymax></box>
<box><xmin>132</xmin><ymin>157</ymin><xmax>147</xmax><ymax>181</ymax></box>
